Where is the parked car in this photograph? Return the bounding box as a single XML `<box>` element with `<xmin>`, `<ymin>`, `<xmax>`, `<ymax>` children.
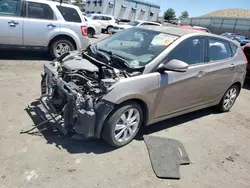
<box><xmin>220</xmin><ymin>33</ymin><xmax>249</xmax><ymax>46</ymax></box>
<box><xmin>0</xmin><ymin>0</ymin><xmax>89</xmax><ymax>58</ymax></box>
<box><xmin>242</xmin><ymin>44</ymin><xmax>250</xmax><ymax>76</ymax></box>
<box><xmin>179</xmin><ymin>25</ymin><xmax>210</xmax><ymax>33</ymax></box>
<box><xmin>40</xmin><ymin>26</ymin><xmax>246</xmax><ymax>147</ymax></box>
<box><xmin>83</xmin><ymin>16</ymin><xmax>102</xmax><ymax>38</ymax></box>
<box><xmin>112</xmin><ymin>20</ymin><xmax>162</xmax><ymax>34</ymax></box>
<box><xmin>235</xmin><ymin>35</ymin><xmax>250</xmax><ymax>46</ymax></box>
<box><xmin>87</xmin><ymin>14</ymin><xmax>117</xmax><ymax>33</ymax></box>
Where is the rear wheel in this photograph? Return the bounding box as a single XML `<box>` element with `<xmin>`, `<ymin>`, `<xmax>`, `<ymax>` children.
<box><xmin>218</xmin><ymin>84</ymin><xmax>240</xmax><ymax>112</ymax></box>
<box><xmin>87</xmin><ymin>27</ymin><xmax>95</xmax><ymax>38</ymax></box>
<box><xmin>102</xmin><ymin>102</ymin><xmax>143</xmax><ymax>148</ymax></box>
<box><xmin>50</xmin><ymin>38</ymin><xmax>75</xmax><ymax>59</ymax></box>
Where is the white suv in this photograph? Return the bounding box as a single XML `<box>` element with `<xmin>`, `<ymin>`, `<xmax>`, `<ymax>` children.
<box><xmin>88</xmin><ymin>14</ymin><xmax>116</xmax><ymax>33</ymax></box>
<box><xmin>0</xmin><ymin>0</ymin><xmax>89</xmax><ymax>58</ymax></box>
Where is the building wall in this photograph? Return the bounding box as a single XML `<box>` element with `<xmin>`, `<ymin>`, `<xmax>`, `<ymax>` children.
<box><xmin>182</xmin><ymin>17</ymin><xmax>250</xmax><ymax>37</ymax></box>
<box><xmin>85</xmin><ymin>0</ymin><xmax>160</xmax><ymax>21</ymax></box>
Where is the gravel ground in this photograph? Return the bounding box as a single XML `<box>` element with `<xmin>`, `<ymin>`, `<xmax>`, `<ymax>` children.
<box><xmin>1</xmin><ymin>34</ymin><xmax>250</xmax><ymax>188</ymax></box>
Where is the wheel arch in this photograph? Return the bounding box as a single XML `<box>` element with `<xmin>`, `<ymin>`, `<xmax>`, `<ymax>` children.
<box><xmin>48</xmin><ymin>35</ymin><xmax>77</xmax><ymax>50</ymax></box>
<box><xmin>96</xmin><ymin>98</ymin><xmax>149</xmax><ymax>139</ymax></box>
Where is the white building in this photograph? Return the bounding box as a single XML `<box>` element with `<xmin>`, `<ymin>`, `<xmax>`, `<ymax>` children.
<box><xmin>85</xmin><ymin>0</ymin><xmax>160</xmax><ymax>21</ymax></box>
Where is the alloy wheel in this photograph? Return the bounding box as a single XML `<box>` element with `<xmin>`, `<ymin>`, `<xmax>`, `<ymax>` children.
<box><xmin>114</xmin><ymin>108</ymin><xmax>140</xmax><ymax>143</ymax></box>
<box><xmin>223</xmin><ymin>87</ymin><xmax>237</xmax><ymax>110</ymax></box>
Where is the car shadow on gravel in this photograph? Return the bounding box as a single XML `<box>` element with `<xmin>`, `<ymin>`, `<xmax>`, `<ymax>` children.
<box><xmin>0</xmin><ymin>50</ymin><xmax>52</xmax><ymax>61</ymax></box>
<box><xmin>24</xmin><ymin>100</ymin><xmax>115</xmax><ymax>154</ymax></box>
<box><xmin>136</xmin><ymin>107</ymin><xmax>218</xmax><ymax>141</ymax></box>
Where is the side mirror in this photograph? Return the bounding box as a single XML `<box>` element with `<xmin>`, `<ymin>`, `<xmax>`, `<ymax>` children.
<box><xmin>157</xmin><ymin>59</ymin><xmax>188</xmax><ymax>73</ymax></box>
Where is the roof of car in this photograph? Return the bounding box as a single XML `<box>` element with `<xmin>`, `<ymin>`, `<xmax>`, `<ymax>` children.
<box><xmin>90</xmin><ymin>14</ymin><xmax>114</xmax><ymax>18</ymax></box>
<box><xmin>138</xmin><ymin>26</ymin><xmax>201</xmax><ymax>36</ymax></box>
<box><xmin>137</xmin><ymin>26</ymin><xmax>240</xmax><ymax>45</ymax></box>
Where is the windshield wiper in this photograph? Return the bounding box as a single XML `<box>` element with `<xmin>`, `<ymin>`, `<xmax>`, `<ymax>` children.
<box><xmin>97</xmin><ymin>48</ymin><xmax>131</xmax><ymax>68</ymax></box>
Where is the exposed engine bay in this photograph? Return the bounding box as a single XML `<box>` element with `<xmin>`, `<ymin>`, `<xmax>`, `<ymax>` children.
<box><xmin>40</xmin><ymin>49</ymin><xmax>143</xmax><ymax>138</ymax></box>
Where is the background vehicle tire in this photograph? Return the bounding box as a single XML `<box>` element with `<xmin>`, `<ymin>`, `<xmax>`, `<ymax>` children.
<box><xmin>87</xmin><ymin>27</ymin><xmax>95</xmax><ymax>38</ymax></box>
<box><xmin>50</xmin><ymin>38</ymin><xmax>75</xmax><ymax>59</ymax></box>
<box><xmin>218</xmin><ymin>84</ymin><xmax>240</xmax><ymax>112</ymax></box>
<box><xmin>102</xmin><ymin>102</ymin><xmax>143</xmax><ymax>148</ymax></box>
<box><xmin>106</xmin><ymin>26</ymin><xmax>113</xmax><ymax>34</ymax></box>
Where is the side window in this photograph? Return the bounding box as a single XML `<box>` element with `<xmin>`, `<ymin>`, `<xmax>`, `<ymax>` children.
<box><xmin>27</xmin><ymin>2</ymin><xmax>55</xmax><ymax>20</ymax></box>
<box><xmin>92</xmin><ymin>16</ymin><xmax>99</xmax><ymax>20</ymax></box>
<box><xmin>0</xmin><ymin>0</ymin><xmax>22</xmax><ymax>17</ymax></box>
<box><xmin>168</xmin><ymin>38</ymin><xmax>206</xmax><ymax>65</ymax></box>
<box><xmin>56</xmin><ymin>6</ymin><xmax>81</xmax><ymax>23</ymax></box>
<box><xmin>208</xmin><ymin>39</ymin><xmax>232</xmax><ymax>62</ymax></box>
<box><xmin>107</xmin><ymin>17</ymin><xmax>112</xmax><ymax>21</ymax></box>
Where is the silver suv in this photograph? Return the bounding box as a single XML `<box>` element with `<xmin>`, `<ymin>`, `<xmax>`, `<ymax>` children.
<box><xmin>0</xmin><ymin>0</ymin><xmax>89</xmax><ymax>58</ymax></box>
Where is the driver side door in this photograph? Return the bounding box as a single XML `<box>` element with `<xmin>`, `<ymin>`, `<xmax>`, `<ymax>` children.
<box><xmin>154</xmin><ymin>37</ymin><xmax>211</xmax><ymax>120</ymax></box>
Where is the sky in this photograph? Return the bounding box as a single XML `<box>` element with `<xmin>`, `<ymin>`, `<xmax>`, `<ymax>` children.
<box><xmin>150</xmin><ymin>0</ymin><xmax>249</xmax><ymax>17</ymax></box>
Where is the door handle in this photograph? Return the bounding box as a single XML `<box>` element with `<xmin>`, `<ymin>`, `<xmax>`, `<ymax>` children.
<box><xmin>197</xmin><ymin>71</ymin><xmax>207</xmax><ymax>78</ymax></box>
<box><xmin>47</xmin><ymin>24</ymin><xmax>56</xmax><ymax>28</ymax></box>
<box><xmin>230</xmin><ymin>64</ymin><xmax>236</xmax><ymax>70</ymax></box>
<box><xmin>8</xmin><ymin>20</ymin><xmax>19</xmax><ymax>27</ymax></box>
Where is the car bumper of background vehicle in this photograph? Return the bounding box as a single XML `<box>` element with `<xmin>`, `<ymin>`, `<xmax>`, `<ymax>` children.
<box><xmin>79</xmin><ymin>37</ymin><xmax>90</xmax><ymax>50</ymax></box>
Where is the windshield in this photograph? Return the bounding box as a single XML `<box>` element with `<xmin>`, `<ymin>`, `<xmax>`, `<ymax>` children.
<box><xmin>96</xmin><ymin>28</ymin><xmax>179</xmax><ymax>68</ymax></box>
<box><xmin>127</xmin><ymin>21</ymin><xmax>140</xmax><ymax>26</ymax></box>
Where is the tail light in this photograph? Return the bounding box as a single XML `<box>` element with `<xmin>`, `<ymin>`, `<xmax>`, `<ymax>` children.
<box><xmin>81</xmin><ymin>26</ymin><xmax>88</xmax><ymax>36</ymax></box>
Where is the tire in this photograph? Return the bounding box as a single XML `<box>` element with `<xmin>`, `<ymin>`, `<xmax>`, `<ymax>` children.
<box><xmin>87</xmin><ymin>28</ymin><xmax>95</xmax><ymax>38</ymax></box>
<box><xmin>102</xmin><ymin>102</ymin><xmax>143</xmax><ymax>148</ymax></box>
<box><xmin>106</xmin><ymin>26</ymin><xmax>113</xmax><ymax>34</ymax></box>
<box><xmin>218</xmin><ymin>84</ymin><xmax>240</xmax><ymax>112</ymax></box>
<box><xmin>49</xmin><ymin>38</ymin><xmax>75</xmax><ymax>59</ymax></box>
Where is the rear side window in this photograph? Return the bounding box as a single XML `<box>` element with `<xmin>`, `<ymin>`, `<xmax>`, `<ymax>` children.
<box><xmin>57</xmin><ymin>6</ymin><xmax>81</xmax><ymax>23</ymax></box>
<box><xmin>27</xmin><ymin>2</ymin><xmax>55</xmax><ymax>20</ymax></box>
<box><xmin>230</xmin><ymin>43</ymin><xmax>238</xmax><ymax>56</ymax></box>
<box><xmin>208</xmin><ymin>39</ymin><xmax>232</xmax><ymax>62</ymax></box>
<box><xmin>0</xmin><ymin>0</ymin><xmax>21</xmax><ymax>16</ymax></box>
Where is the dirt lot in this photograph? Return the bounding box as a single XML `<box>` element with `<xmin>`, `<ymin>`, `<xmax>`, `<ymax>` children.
<box><xmin>1</xmin><ymin>34</ymin><xmax>250</xmax><ymax>188</ymax></box>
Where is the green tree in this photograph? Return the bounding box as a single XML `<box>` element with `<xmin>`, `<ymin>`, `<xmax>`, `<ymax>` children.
<box><xmin>164</xmin><ymin>8</ymin><xmax>176</xmax><ymax>21</ymax></box>
<box><xmin>179</xmin><ymin>11</ymin><xmax>189</xmax><ymax>19</ymax></box>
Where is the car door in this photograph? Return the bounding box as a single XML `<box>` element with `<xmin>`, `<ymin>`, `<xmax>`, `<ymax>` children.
<box><xmin>202</xmin><ymin>37</ymin><xmax>240</xmax><ymax>103</ymax></box>
<box><xmin>23</xmin><ymin>1</ymin><xmax>59</xmax><ymax>47</ymax></box>
<box><xmin>154</xmin><ymin>37</ymin><xmax>211</xmax><ymax>119</ymax></box>
<box><xmin>0</xmin><ymin>0</ymin><xmax>23</xmax><ymax>45</ymax></box>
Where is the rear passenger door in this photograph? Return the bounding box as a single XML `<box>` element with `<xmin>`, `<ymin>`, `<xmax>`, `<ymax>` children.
<box><xmin>23</xmin><ymin>1</ymin><xmax>59</xmax><ymax>47</ymax></box>
<box><xmin>204</xmin><ymin>38</ymin><xmax>238</xmax><ymax>103</ymax></box>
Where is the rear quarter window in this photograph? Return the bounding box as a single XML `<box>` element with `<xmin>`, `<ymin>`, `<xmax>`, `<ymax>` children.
<box><xmin>208</xmin><ymin>39</ymin><xmax>232</xmax><ymax>62</ymax></box>
<box><xmin>230</xmin><ymin>43</ymin><xmax>238</xmax><ymax>57</ymax></box>
<box><xmin>56</xmin><ymin>6</ymin><xmax>81</xmax><ymax>23</ymax></box>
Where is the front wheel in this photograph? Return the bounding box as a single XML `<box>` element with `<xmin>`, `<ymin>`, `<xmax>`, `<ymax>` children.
<box><xmin>218</xmin><ymin>84</ymin><xmax>240</xmax><ymax>112</ymax></box>
<box><xmin>101</xmin><ymin>102</ymin><xmax>143</xmax><ymax>148</ymax></box>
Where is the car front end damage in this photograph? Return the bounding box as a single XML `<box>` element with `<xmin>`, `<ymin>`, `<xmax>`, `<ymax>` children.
<box><xmin>39</xmin><ymin>51</ymin><xmax>142</xmax><ymax>138</ymax></box>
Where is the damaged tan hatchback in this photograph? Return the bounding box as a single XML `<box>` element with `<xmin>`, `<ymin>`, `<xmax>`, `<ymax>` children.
<box><xmin>40</xmin><ymin>27</ymin><xmax>246</xmax><ymax>147</ymax></box>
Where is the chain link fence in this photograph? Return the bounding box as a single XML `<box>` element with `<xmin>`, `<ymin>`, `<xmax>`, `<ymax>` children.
<box><xmin>182</xmin><ymin>17</ymin><xmax>250</xmax><ymax>37</ymax></box>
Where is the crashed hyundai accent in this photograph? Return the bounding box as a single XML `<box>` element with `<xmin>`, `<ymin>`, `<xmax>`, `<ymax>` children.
<box><xmin>40</xmin><ymin>27</ymin><xmax>246</xmax><ymax>147</ymax></box>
